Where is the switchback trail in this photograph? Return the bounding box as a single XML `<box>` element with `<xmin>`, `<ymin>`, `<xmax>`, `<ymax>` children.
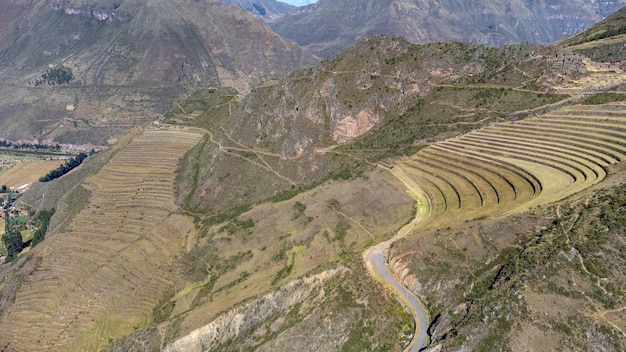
<box><xmin>363</xmin><ymin>164</ymin><xmax>431</xmax><ymax>351</ymax></box>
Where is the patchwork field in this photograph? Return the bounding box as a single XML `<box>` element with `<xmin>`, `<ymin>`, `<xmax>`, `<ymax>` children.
<box><xmin>0</xmin><ymin>160</ymin><xmax>64</xmax><ymax>189</ymax></box>
<box><xmin>0</xmin><ymin>127</ymin><xmax>204</xmax><ymax>351</ymax></box>
<box><xmin>399</xmin><ymin>101</ymin><xmax>626</xmax><ymax>228</ymax></box>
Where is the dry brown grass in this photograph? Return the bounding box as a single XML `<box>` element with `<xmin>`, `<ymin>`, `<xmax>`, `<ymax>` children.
<box><xmin>0</xmin><ymin>160</ymin><xmax>63</xmax><ymax>189</ymax></box>
<box><xmin>166</xmin><ymin>166</ymin><xmax>415</xmax><ymax>337</ymax></box>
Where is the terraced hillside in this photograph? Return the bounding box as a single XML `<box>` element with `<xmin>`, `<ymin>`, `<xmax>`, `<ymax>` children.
<box><xmin>399</xmin><ymin>101</ymin><xmax>626</xmax><ymax>228</ymax></box>
<box><xmin>0</xmin><ymin>127</ymin><xmax>204</xmax><ymax>351</ymax></box>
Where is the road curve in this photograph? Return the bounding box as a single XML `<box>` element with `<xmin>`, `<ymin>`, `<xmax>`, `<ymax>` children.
<box><xmin>363</xmin><ymin>242</ymin><xmax>429</xmax><ymax>351</ymax></box>
<box><xmin>362</xmin><ymin>165</ymin><xmax>430</xmax><ymax>351</ymax></box>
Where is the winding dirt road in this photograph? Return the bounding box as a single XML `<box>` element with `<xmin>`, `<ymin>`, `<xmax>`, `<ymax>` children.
<box><xmin>363</xmin><ymin>165</ymin><xmax>431</xmax><ymax>351</ymax></box>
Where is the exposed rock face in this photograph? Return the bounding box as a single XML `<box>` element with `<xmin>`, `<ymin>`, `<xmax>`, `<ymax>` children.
<box><xmin>239</xmin><ymin>36</ymin><xmax>495</xmax><ymax>149</ymax></box>
<box><xmin>163</xmin><ymin>268</ymin><xmax>346</xmax><ymax>352</ymax></box>
<box><xmin>173</xmin><ymin>36</ymin><xmax>542</xmax><ymax>213</ymax></box>
<box><xmin>50</xmin><ymin>3</ymin><xmax>127</xmax><ymax>21</ymax></box>
<box><xmin>271</xmin><ymin>0</ymin><xmax>626</xmax><ymax>57</ymax></box>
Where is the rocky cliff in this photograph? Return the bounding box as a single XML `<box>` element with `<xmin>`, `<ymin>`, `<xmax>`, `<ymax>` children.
<box><xmin>50</xmin><ymin>3</ymin><xmax>128</xmax><ymax>21</ymax></box>
<box><xmin>163</xmin><ymin>268</ymin><xmax>346</xmax><ymax>352</ymax></box>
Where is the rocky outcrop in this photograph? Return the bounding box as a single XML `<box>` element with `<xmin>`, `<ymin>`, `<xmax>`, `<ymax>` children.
<box><xmin>164</xmin><ymin>268</ymin><xmax>346</xmax><ymax>351</ymax></box>
<box><xmin>50</xmin><ymin>3</ymin><xmax>127</xmax><ymax>21</ymax></box>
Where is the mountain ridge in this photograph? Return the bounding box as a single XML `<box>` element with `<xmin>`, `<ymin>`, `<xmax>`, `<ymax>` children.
<box><xmin>270</xmin><ymin>0</ymin><xmax>626</xmax><ymax>57</ymax></box>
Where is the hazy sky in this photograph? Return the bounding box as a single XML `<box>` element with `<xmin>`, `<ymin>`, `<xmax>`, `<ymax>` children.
<box><xmin>278</xmin><ymin>0</ymin><xmax>318</xmax><ymax>6</ymax></box>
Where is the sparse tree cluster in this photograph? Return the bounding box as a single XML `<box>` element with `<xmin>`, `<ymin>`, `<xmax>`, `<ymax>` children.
<box><xmin>39</xmin><ymin>152</ymin><xmax>89</xmax><ymax>183</ymax></box>
<box><xmin>31</xmin><ymin>209</ymin><xmax>55</xmax><ymax>247</ymax></box>
<box><xmin>0</xmin><ymin>139</ymin><xmax>61</xmax><ymax>151</ymax></box>
<box><xmin>34</xmin><ymin>66</ymin><xmax>74</xmax><ymax>86</ymax></box>
<box><xmin>2</xmin><ymin>215</ymin><xmax>23</xmax><ymax>261</ymax></box>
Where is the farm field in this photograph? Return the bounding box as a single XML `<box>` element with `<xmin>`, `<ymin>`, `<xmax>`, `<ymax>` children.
<box><xmin>0</xmin><ymin>127</ymin><xmax>205</xmax><ymax>351</ymax></box>
<box><xmin>0</xmin><ymin>160</ymin><xmax>64</xmax><ymax>189</ymax></box>
<box><xmin>399</xmin><ymin>101</ymin><xmax>626</xmax><ymax>228</ymax></box>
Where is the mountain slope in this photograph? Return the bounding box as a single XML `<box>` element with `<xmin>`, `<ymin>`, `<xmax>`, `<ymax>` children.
<box><xmin>121</xmin><ymin>16</ymin><xmax>626</xmax><ymax>350</ymax></box>
<box><xmin>0</xmin><ymin>128</ymin><xmax>206</xmax><ymax>351</ymax></box>
<box><xmin>563</xmin><ymin>5</ymin><xmax>626</xmax><ymax>65</ymax></box>
<box><xmin>218</xmin><ymin>0</ymin><xmax>296</xmax><ymax>22</ymax></box>
<box><xmin>167</xmin><ymin>37</ymin><xmax>566</xmax><ymax>216</ymax></box>
<box><xmin>0</xmin><ymin>0</ymin><xmax>311</xmax><ymax>145</ymax></box>
<box><xmin>271</xmin><ymin>0</ymin><xmax>626</xmax><ymax>57</ymax></box>
<box><xmin>2</xmin><ymin>4</ymin><xmax>626</xmax><ymax>352</ymax></box>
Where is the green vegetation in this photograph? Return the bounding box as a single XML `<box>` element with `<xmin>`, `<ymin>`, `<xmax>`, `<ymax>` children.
<box><xmin>582</xmin><ymin>26</ymin><xmax>626</xmax><ymax>43</ymax></box>
<box><xmin>272</xmin><ymin>253</ymin><xmax>295</xmax><ymax>285</ymax></box>
<box><xmin>39</xmin><ymin>152</ymin><xmax>90</xmax><ymax>182</ymax></box>
<box><xmin>34</xmin><ymin>66</ymin><xmax>74</xmax><ymax>86</ymax></box>
<box><xmin>30</xmin><ymin>209</ymin><xmax>55</xmax><ymax>247</ymax></box>
<box><xmin>333</xmin><ymin>219</ymin><xmax>351</xmax><ymax>242</ymax></box>
<box><xmin>2</xmin><ymin>215</ymin><xmax>23</xmax><ymax>261</ymax></box>
<box><xmin>586</xmin><ymin>29</ymin><xmax>609</xmax><ymax>41</ymax></box>
<box><xmin>292</xmin><ymin>201</ymin><xmax>307</xmax><ymax>219</ymax></box>
<box><xmin>582</xmin><ymin>92</ymin><xmax>626</xmax><ymax>105</ymax></box>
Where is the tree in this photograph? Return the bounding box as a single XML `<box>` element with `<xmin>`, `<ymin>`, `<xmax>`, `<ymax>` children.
<box><xmin>31</xmin><ymin>209</ymin><xmax>55</xmax><ymax>247</ymax></box>
<box><xmin>0</xmin><ymin>185</ymin><xmax>6</xmax><ymax>193</ymax></box>
<box><xmin>2</xmin><ymin>228</ymin><xmax>23</xmax><ymax>260</ymax></box>
<box><xmin>39</xmin><ymin>152</ymin><xmax>89</xmax><ymax>182</ymax></box>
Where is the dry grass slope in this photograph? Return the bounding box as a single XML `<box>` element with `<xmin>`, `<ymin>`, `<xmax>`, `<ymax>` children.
<box><xmin>0</xmin><ymin>128</ymin><xmax>204</xmax><ymax>351</ymax></box>
<box><xmin>0</xmin><ymin>160</ymin><xmax>63</xmax><ymax>189</ymax></box>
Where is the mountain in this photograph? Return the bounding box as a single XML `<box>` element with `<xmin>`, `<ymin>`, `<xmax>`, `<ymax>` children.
<box><xmin>117</xmin><ymin>12</ymin><xmax>626</xmax><ymax>351</ymax></box>
<box><xmin>218</xmin><ymin>0</ymin><xmax>296</xmax><ymax>22</ymax></box>
<box><xmin>0</xmin><ymin>0</ymin><xmax>311</xmax><ymax>145</ymax></box>
<box><xmin>270</xmin><ymin>0</ymin><xmax>626</xmax><ymax>57</ymax></box>
<box><xmin>1</xmin><ymin>3</ymin><xmax>626</xmax><ymax>352</ymax></box>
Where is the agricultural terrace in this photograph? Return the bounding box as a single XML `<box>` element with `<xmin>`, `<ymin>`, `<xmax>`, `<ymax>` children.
<box><xmin>553</xmin><ymin>58</ymin><xmax>626</xmax><ymax>95</ymax></box>
<box><xmin>0</xmin><ymin>128</ymin><xmax>204</xmax><ymax>351</ymax></box>
<box><xmin>399</xmin><ymin>101</ymin><xmax>626</xmax><ymax>228</ymax></box>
